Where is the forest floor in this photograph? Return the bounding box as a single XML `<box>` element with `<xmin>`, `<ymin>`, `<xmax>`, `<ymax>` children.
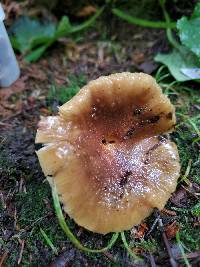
<box><xmin>0</xmin><ymin>2</ymin><xmax>200</xmax><ymax>267</ymax></box>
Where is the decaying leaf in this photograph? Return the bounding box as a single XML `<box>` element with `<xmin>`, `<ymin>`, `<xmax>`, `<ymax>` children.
<box><xmin>165</xmin><ymin>221</ymin><xmax>180</xmax><ymax>240</ymax></box>
<box><xmin>77</xmin><ymin>6</ymin><xmax>97</xmax><ymax>17</ymax></box>
<box><xmin>135</xmin><ymin>223</ymin><xmax>148</xmax><ymax>239</ymax></box>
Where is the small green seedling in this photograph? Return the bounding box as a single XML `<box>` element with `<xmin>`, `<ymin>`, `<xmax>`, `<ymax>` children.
<box><xmin>10</xmin><ymin>8</ymin><xmax>104</xmax><ymax>62</ymax></box>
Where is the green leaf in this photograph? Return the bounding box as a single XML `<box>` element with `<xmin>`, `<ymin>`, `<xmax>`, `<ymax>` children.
<box><xmin>40</xmin><ymin>228</ymin><xmax>58</xmax><ymax>255</ymax></box>
<box><xmin>10</xmin><ymin>16</ymin><xmax>56</xmax><ymax>54</ymax></box>
<box><xmin>177</xmin><ymin>3</ymin><xmax>200</xmax><ymax>58</ymax></box>
<box><xmin>10</xmin><ymin>9</ymin><xmax>104</xmax><ymax>62</ymax></box>
<box><xmin>55</xmin><ymin>16</ymin><xmax>72</xmax><ymax>38</ymax></box>
<box><xmin>155</xmin><ymin>46</ymin><xmax>200</xmax><ymax>81</ymax></box>
<box><xmin>191</xmin><ymin>2</ymin><xmax>200</xmax><ymax>19</ymax></box>
<box><xmin>48</xmin><ymin>74</ymin><xmax>87</xmax><ymax>105</ymax></box>
<box><xmin>24</xmin><ymin>45</ymin><xmax>49</xmax><ymax>62</ymax></box>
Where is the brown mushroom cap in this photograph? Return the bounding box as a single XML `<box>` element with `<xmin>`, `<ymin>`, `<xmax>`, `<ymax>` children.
<box><xmin>36</xmin><ymin>72</ymin><xmax>180</xmax><ymax>234</ymax></box>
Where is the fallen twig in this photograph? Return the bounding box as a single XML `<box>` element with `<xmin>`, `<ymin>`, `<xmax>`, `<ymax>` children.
<box><xmin>149</xmin><ymin>253</ymin><xmax>157</xmax><ymax>267</ymax></box>
<box><xmin>17</xmin><ymin>239</ymin><xmax>25</xmax><ymax>265</ymax></box>
<box><xmin>158</xmin><ymin>218</ymin><xmax>178</xmax><ymax>267</ymax></box>
<box><xmin>146</xmin><ymin>217</ymin><xmax>159</xmax><ymax>237</ymax></box>
<box><xmin>0</xmin><ymin>251</ymin><xmax>9</xmax><ymax>267</ymax></box>
<box><xmin>176</xmin><ymin>251</ymin><xmax>200</xmax><ymax>260</ymax></box>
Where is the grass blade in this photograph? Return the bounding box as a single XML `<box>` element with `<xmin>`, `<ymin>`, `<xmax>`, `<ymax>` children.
<box><xmin>112</xmin><ymin>8</ymin><xmax>176</xmax><ymax>29</ymax></box>
<box><xmin>176</xmin><ymin>231</ymin><xmax>191</xmax><ymax>267</ymax></box>
<box><xmin>40</xmin><ymin>228</ymin><xmax>58</xmax><ymax>255</ymax></box>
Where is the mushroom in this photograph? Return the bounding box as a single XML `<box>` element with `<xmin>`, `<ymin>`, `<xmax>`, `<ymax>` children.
<box><xmin>36</xmin><ymin>72</ymin><xmax>180</xmax><ymax>234</ymax></box>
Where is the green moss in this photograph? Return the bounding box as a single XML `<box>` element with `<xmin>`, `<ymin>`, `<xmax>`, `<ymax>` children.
<box><xmin>135</xmin><ymin>239</ymin><xmax>158</xmax><ymax>252</ymax></box>
<box><xmin>179</xmin><ymin>224</ymin><xmax>200</xmax><ymax>251</ymax></box>
<box><xmin>195</xmin><ymin>176</ymin><xmax>200</xmax><ymax>184</ymax></box>
<box><xmin>15</xmin><ymin>182</ymin><xmax>50</xmax><ymax>228</ymax></box>
<box><xmin>191</xmin><ymin>201</ymin><xmax>200</xmax><ymax>216</ymax></box>
<box><xmin>4</xmin><ymin>181</ymin><xmax>74</xmax><ymax>266</ymax></box>
<box><xmin>47</xmin><ymin>74</ymin><xmax>87</xmax><ymax>107</ymax></box>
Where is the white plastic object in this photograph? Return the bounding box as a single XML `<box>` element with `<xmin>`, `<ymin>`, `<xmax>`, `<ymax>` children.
<box><xmin>0</xmin><ymin>4</ymin><xmax>20</xmax><ymax>87</ymax></box>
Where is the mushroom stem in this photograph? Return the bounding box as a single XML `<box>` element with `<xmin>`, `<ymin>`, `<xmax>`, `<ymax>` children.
<box><xmin>120</xmin><ymin>232</ymin><xmax>143</xmax><ymax>262</ymax></box>
<box><xmin>52</xmin><ymin>184</ymin><xmax>119</xmax><ymax>253</ymax></box>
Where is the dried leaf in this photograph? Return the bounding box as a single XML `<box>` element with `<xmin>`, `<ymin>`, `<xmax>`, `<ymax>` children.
<box><xmin>170</xmin><ymin>188</ymin><xmax>187</xmax><ymax>207</ymax></box>
<box><xmin>135</xmin><ymin>223</ymin><xmax>148</xmax><ymax>239</ymax></box>
<box><xmin>26</xmin><ymin>65</ymin><xmax>46</xmax><ymax>81</ymax></box>
<box><xmin>77</xmin><ymin>6</ymin><xmax>97</xmax><ymax>17</ymax></box>
<box><xmin>165</xmin><ymin>221</ymin><xmax>180</xmax><ymax>240</ymax></box>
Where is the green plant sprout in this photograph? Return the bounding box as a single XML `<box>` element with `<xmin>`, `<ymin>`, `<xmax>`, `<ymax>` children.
<box><xmin>40</xmin><ymin>228</ymin><xmax>58</xmax><ymax>255</ymax></box>
<box><xmin>47</xmin><ymin>74</ymin><xmax>86</xmax><ymax>106</ymax></box>
<box><xmin>176</xmin><ymin>113</ymin><xmax>200</xmax><ymax>137</ymax></box>
<box><xmin>11</xmin><ymin>7</ymin><xmax>104</xmax><ymax>62</ymax></box>
<box><xmin>178</xmin><ymin>159</ymin><xmax>192</xmax><ymax>184</ymax></box>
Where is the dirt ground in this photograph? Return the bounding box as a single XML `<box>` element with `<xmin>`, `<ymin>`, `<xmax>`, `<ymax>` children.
<box><xmin>0</xmin><ymin>3</ymin><xmax>200</xmax><ymax>266</ymax></box>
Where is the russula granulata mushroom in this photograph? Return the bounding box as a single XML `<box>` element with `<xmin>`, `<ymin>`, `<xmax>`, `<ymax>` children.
<box><xmin>36</xmin><ymin>72</ymin><xmax>180</xmax><ymax>234</ymax></box>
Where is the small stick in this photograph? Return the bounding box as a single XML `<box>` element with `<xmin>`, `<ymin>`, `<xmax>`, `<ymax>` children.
<box><xmin>0</xmin><ymin>251</ymin><xmax>9</xmax><ymax>267</ymax></box>
<box><xmin>158</xmin><ymin>218</ymin><xmax>177</xmax><ymax>267</ymax></box>
<box><xmin>18</xmin><ymin>239</ymin><xmax>25</xmax><ymax>265</ymax></box>
<box><xmin>19</xmin><ymin>178</ymin><xmax>24</xmax><ymax>193</ymax></box>
<box><xmin>176</xmin><ymin>251</ymin><xmax>200</xmax><ymax>260</ymax></box>
<box><xmin>146</xmin><ymin>217</ymin><xmax>159</xmax><ymax>237</ymax></box>
<box><xmin>0</xmin><ymin>192</ymin><xmax>6</xmax><ymax>209</ymax></box>
<box><xmin>14</xmin><ymin>206</ymin><xmax>17</xmax><ymax>230</ymax></box>
<box><xmin>149</xmin><ymin>253</ymin><xmax>157</xmax><ymax>267</ymax></box>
